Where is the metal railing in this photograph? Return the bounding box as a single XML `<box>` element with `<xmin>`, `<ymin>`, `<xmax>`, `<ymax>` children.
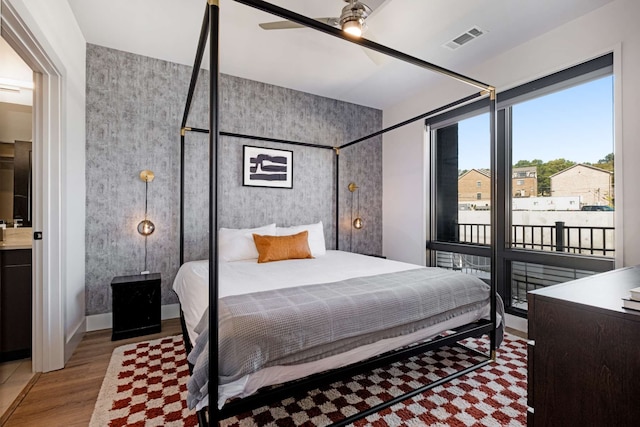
<box><xmin>509</xmin><ymin>262</ymin><xmax>596</xmax><ymax>310</ymax></box>
<box><xmin>457</xmin><ymin>221</ymin><xmax>615</xmax><ymax>257</ymax></box>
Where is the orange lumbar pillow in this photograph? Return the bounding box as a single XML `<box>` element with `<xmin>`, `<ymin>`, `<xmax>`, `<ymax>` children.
<box><xmin>252</xmin><ymin>231</ymin><xmax>314</xmax><ymax>263</ymax></box>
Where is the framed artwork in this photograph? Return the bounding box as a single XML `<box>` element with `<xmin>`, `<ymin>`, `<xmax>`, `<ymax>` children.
<box><xmin>243</xmin><ymin>145</ymin><xmax>293</xmax><ymax>189</ymax></box>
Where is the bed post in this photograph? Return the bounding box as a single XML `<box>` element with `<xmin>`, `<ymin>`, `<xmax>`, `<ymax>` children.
<box><xmin>180</xmin><ymin>129</ymin><xmax>186</xmax><ymax>265</ymax></box>
<box><xmin>208</xmin><ymin>0</ymin><xmax>220</xmax><ymax>423</ymax></box>
<box><xmin>489</xmin><ymin>87</ymin><xmax>498</xmax><ymax>360</ymax></box>
<box><xmin>334</xmin><ymin>147</ymin><xmax>340</xmax><ymax>250</ymax></box>
<box><xmin>180</xmin><ymin>0</ymin><xmax>210</xmax><ymax>265</ymax></box>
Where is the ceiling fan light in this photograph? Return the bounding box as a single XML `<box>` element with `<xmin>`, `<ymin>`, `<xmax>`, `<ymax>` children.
<box><xmin>342</xmin><ymin>19</ymin><xmax>362</xmax><ymax>37</ymax></box>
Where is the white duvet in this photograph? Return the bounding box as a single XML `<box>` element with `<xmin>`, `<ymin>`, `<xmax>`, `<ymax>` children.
<box><xmin>173</xmin><ymin>250</ymin><xmax>422</xmax><ymax>345</ymax></box>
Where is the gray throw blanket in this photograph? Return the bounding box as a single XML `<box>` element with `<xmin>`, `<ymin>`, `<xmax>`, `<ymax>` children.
<box><xmin>187</xmin><ymin>267</ymin><xmax>503</xmax><ymax>409</ymax></box>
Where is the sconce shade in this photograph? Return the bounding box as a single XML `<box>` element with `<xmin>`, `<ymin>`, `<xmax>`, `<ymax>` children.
<box><xmin>138</xmin><ymin>219</ymin><xmax>155</xmax><ymax>236</ymax></box>
<box><xmin>353</xmin><ymin>217</ymin><xmax>363</xmax><ymax>230</ymax></box>
<box><xmin>139</xmin><ymin>169</ymin><xmax>155</xmax><ymax>183</ymax></box>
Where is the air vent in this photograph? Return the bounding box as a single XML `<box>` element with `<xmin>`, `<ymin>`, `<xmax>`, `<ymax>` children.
<box><xmin>443</xmin><ymin>26</ymin><xmax>485</xmax><ymax>50</ymax></box>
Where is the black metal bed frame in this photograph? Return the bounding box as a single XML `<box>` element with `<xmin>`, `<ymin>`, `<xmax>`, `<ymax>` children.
<box><xmin>179</xmin><ymin>1</ymin><xmax>498</xmax><ymax>425</ymax></box>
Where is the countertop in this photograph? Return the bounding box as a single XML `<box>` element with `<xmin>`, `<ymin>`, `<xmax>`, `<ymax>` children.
<box><xmin>0</xmin><ymin>228</ymin><xmax>33</xmax><ymax>250</ymax></box>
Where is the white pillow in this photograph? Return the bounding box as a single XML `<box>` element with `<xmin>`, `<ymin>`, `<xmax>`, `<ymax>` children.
<box><xmin>276</xmin><ymin>221</ymin><xmax>326</xmax><ymax>256</ymax></box>
<box><xmin>219</xmin><ymin>223</ymin><xmax>276</xmax><ymax>262</ymax></box>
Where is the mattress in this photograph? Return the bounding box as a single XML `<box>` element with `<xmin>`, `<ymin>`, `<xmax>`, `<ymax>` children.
<box><xmin>172</xmin><ymin>251</ymin><xmax>501</xmax><ymax>409</ymax></box>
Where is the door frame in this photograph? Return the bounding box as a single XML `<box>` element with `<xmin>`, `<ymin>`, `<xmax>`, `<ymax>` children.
<box><xmin>1</xmin><ymin>0</ymin><xmax>65</xmax><ymax>372</ymax></box>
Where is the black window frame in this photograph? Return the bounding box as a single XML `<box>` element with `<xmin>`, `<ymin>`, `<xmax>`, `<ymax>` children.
<box><xmin>426</xmin><ymin>53</ymin><xmax>615</xmax><ymax>317</ymax></box>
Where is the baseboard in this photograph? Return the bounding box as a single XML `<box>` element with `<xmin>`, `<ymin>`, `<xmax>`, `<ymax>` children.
<box><xmin>505</xmin><ymin>313</ymin><xmax>528</xmax><ymax>335</ymax></box>
<box><xmin>85</xmin><ymin>303</ymin><xmax>181</xmax><ymax>332</ymax></box>
<box><xmin>64</xmin><ymin>317</ymin><xmax>86</xmax><ymax>364</ymax></box>
<box><xmin>161</xmin><ymin>303</ymin><xmax>180</xmax><ymax>320</ymax></box>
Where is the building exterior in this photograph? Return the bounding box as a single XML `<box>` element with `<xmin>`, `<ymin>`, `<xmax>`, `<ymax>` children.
<box><xmin>512</xmin><ymin>166</ymin><xmax>538</xmax><ymax>198</ymax></box>
<box><xmin>550</xmin><ymin>164</ymin><xmax>613</xmax><ymax>207</ymax></box>
<box><xmin>459</xmin><ymin>167</ymin><xmax>538</xmax><ymax>207</ymax></box>
<box><xmin>458</xmin><ymin>169</ymin><xmax>491</xmax><ymax>203</ymax></box>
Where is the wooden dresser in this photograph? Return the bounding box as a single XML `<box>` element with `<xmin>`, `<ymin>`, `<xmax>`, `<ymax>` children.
<box><xmin>527</xmin><ymin>266</ymin><xmax>640</xmax><ymax>426</ymax></box>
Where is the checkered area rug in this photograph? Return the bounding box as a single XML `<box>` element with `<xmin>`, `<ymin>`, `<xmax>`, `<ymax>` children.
<box><xmin>90</xmin><ymin>335</ymin><xmax>198</xmax><ymax>427</ymax></box>
<box><xmin>92</xmin><ymin>334</ymin><xmax>527</xmax><ymax>426</ymax></box>
<box><xmin>222</xmin><ymin>334</ymin><xmax>527</xmax><ymax>426</ymax></box>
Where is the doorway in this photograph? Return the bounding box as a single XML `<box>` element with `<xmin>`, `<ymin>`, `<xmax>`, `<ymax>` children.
<box><xmin>0</xmin><ymin>35</ymin><xmax>35</xmax><ymax>417</ymax></box>
<box><xmin>1</xmin><ymin>0</ymin><xmax>66</xmax><ymax>380</ymax></box>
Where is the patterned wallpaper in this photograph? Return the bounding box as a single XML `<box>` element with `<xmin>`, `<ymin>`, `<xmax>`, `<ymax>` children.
<box><xmin>85</xmin><ymin>44</ymin><xmax>382</xmax><ymax>315</ymax></box>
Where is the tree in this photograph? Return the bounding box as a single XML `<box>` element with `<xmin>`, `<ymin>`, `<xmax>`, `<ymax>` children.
<box><xmin>590</xmin><ymin>152</ymin><xmax>614</xmax><ymax>173</ymax></box>
<box><xmin>538</xmin><ymin>158</ymin><xmax>576</xmax><ymax>195</ymax></box>
<box><xmin>514</xmin><ymin>159</ymin><xmax>544</xmax><ymax>168</ymax></box>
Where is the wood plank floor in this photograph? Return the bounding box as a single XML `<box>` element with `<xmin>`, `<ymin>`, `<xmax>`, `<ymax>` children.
<box><xmin>1</xmin><ymin>319</ymin><xmax>182</xmax><ymax>427</ymax></box>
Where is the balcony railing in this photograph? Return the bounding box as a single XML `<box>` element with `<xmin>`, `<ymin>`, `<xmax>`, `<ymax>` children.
<box><xmin>457</xmin><ymin>222</ymin><xmax>615</xmax><ymax>257</ymax></box>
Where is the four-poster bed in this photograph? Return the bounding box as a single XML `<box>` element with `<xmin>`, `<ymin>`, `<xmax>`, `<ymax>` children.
<box><xmin>177</xmin><ymin>0</ymin><xmax>500</xmax><ymax>425</ymax></box>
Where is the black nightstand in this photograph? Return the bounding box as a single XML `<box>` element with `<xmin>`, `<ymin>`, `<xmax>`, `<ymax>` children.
<box><xmin>111</xmin><ymin>273</ymin><xmax>161</xmax><ymax>341</ymax></box>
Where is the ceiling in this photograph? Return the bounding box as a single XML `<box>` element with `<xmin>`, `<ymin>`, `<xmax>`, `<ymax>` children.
<box><xmin>67</xmin><ymin>0</ymin><xmax>614</xmax><ymax>109</ymax></box>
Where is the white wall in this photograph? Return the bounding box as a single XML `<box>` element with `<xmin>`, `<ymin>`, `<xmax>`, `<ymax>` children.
<box><xmin>6</xmin><ymin>0</ymin><xmax>86</xmax><ymax>362</ymax></box>
<box><xmin>383</xmin><ymin>0</ymin><xmax>638</xmax><ymax>267</ymax></box>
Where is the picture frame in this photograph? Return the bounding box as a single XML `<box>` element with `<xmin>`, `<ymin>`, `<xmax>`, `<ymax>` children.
<box><xmin>243</xmin><ymin>145</ymin><xmax>293</xmax><ymax>189</ymax></box>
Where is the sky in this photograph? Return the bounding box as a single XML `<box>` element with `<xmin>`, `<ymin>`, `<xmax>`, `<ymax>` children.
<box><xmin>457</xmin><ymin>76</ymin><xmax>614</xmax><ymax>171</ymax></box>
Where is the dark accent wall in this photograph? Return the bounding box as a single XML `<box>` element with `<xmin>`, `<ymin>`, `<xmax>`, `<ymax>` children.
<box><xmin>85</xmin><ymin>44</ymin><xmax>382</xmax><ymax>315</ymax></box>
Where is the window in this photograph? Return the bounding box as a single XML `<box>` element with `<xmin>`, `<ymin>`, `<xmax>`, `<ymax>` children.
<box><xmin>511</xmin><ymin>262</ymin><xmax>596</xmax><ymax>309</ymax></box>
<box><xmin>435</xmin><ymin>251</ymin><xmax>490</xmax><ymax>280</ymax></box>
<box><xmin>428</xmin><ymin>53</ymin><xmax>614</xmax><ymax>317</ymax></box>
<box><xmin>432</xmin><ymin>114</ymin><xmax>490</xmax><ymax>244</ymax></box>
<box><xmin>510</xmin><ymin>75</ymin><xmax>614</xmax><ymax>256</ymax></box>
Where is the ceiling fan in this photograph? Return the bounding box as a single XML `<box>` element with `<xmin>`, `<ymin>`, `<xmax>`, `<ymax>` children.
<box><xmin>258</xmin><ymin>0</ymin><xmax>388</xmax><ymax>64</ymax></box>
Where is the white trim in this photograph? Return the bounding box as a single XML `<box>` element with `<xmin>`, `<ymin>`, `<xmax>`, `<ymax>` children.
<box><xmin>2</xmin><ymin>0</ymin><xmax>65</xmax><ymax>372</ymax></box>
<box><xmin>505</xmin><ymin>313</ymin><xmax>527</xmax><ymax>335</ymax></box>
<box><xmin>162</xmin><ymin>303</ymin><xmax>181</xmax><ymax>321</ymax></box>
<box><xmin>86</xmin><ymin>304</ymin><xmax>181</xmax><ymax>332</ymax></box>
<box><xmin>64</xmin><ymin>317</ymin><xmax>86</xmax><ymax>364</ymax></box>
<box><xmin>612</xmin><ymin>43</ymin><xmax>623</xmax><ymax>268</ymax></box>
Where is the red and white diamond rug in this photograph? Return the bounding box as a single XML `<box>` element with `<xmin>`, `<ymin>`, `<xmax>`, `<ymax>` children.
<box><xmin>92</xmin><ymin>334</ymin><xmax>527</xmax><ymax>426</ymax></box>
<box><xmin>90</xmin><ymin>335</ymin><xmax>198</xmax><ymax>427</ymax></box>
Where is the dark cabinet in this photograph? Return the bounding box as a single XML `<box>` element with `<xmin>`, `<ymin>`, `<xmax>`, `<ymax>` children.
<box><xmin>528</xmin><ymin>266</ymin><xmax>640</xmax><ymax>426</ymax></box>
<box><xmin>0</xmin><ymin>249</ymin><xmax>32</xmax><ymax>361</ymax></box>
<box><xmin>111</xmin><ymin>273</ymin><xmax>161</xmax><ymax>340</ymax></box>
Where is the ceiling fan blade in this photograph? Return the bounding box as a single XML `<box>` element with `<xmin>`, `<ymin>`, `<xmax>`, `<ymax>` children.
<box><xmin>259</xmin><ymin>20</ymin><xmax>306</xmax><ymax>30</ymax></box>
<box><xmin>259</xmin><ymin>17</ymin><xmax>339</xmax><ymax>31</ymax></box>
<box><xmin>361</xmin><ymin>29</ymin><xmax>388</xmax><ymax>65</ymax></box>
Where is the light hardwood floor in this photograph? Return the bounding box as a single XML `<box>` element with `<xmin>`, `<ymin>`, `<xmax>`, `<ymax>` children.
<box><xmin>1</xmin><ymin>319</ymin><xmax>182</xmax><ymax>427</ymax></box>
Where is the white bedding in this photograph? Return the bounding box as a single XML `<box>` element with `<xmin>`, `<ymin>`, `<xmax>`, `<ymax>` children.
<box><xmin>172</xmin><ymin>250</ymin><xmax>497</xmax><ymax>409</ymax></box>
<box><xmin>173</xmin><ymin>250</ymin><xmax>422</xmax><ymax>345</ymax></box>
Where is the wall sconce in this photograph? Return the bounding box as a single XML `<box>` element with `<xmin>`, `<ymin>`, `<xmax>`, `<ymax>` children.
<box><xmin>138</xmin><ymin>170</ymin><xmax>155</xmax><ymax>273</ymax></box>
<box><xmin>348</xmin><ymin>182</ymin><xmax>363</xmax><ymax>253</ymax></box>
<box><xmin>348</xmin><ymin>182</ymin><xmax>363</xmax><ymax>230</ymax></box>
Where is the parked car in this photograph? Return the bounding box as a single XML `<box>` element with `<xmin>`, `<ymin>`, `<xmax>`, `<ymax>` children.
<box><xmin>581</xmin><ymin>205</ymin><xmax>614</xmax><ymax>211</ymax></box>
